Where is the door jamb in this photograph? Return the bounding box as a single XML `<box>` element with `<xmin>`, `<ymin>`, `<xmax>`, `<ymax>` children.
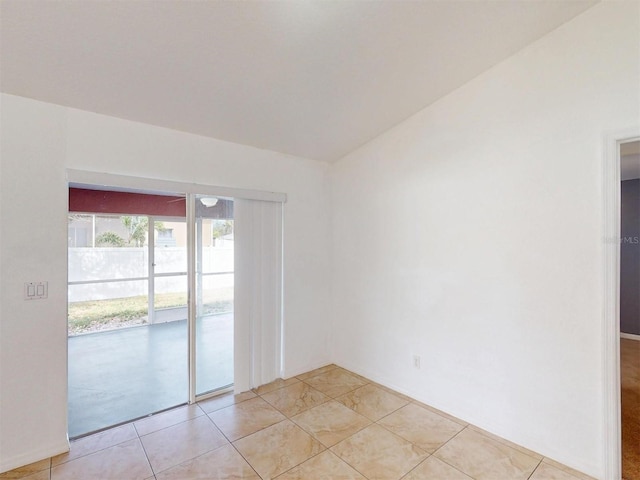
<box><xmin>602</xmin><ymin>130</ymin><xmax>639</xmax><ymax>479</ymax></box>
<box><xmin>148</xmin><ymin>215</ymin><xmax>155</xmax><ymax>324</ymax></box>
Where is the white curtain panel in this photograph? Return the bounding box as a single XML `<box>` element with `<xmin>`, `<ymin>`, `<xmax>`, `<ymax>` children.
<box><xmin>233</xmin><ymin>199</ymin><xmax>283</xmax><ymax>392</ymax></box>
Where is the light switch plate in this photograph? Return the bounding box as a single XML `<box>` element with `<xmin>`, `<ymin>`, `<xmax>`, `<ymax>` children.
<box><xmin>24</xmin><ymin>281</ymin><xmax>48</xmax><ymax>300</ymax></box>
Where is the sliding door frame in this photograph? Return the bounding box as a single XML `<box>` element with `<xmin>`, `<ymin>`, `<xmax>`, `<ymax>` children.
<box><xmin>66</xmin><ymin>169</ymin><xmax>286</xmax><ymax>408</ymax></box>
<box><xmin>186</xmin><ymin>194</ymin><xmax>197</xmax><ymax>404</ymax></box>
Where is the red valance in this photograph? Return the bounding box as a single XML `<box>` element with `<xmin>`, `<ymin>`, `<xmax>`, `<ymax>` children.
<box><xmin>69</xmin><ymin>188</ymin><xmax>186</xmax><ymax>216</ymax></box>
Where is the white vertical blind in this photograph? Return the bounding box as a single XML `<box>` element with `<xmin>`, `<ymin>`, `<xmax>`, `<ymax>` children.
<box><xmin>234</xmin><ymin>199</ymin><xmax>283</xmax><ymax>392</ymax></box>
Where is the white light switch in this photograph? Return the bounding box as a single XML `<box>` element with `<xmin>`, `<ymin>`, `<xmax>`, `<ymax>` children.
<box><xmin>24</xmin><ymin>282</ymin><xmax>48</xmax><ymax>300</ymax></box>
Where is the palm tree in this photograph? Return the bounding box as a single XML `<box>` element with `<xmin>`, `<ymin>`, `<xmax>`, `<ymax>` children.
<box><xmin>122</xmin><ymin>216</ymin><xmax>148</xmax><ymax>247</ymax></box>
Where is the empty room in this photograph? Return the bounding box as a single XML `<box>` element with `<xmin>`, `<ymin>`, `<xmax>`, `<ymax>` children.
<box><xmin>0</xmin><ymin>1</ymin><xmax>639</xmax><ymax>480</ymax></box>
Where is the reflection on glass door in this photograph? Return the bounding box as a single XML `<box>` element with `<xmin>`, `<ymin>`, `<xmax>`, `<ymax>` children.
<box><xmin>152</xmin><ymin>218</ymin><xmax>188</xmax><ymax>324</ymax></box>
<box><xmin>194</xmin><ymin>197</ymin><xmax>234</xmax><ymax>396</ymax></box>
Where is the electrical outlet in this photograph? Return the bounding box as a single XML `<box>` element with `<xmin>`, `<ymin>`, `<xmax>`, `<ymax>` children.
<box><xmin>413</xmin><ymin>355</ymin><xmax>421</xmax><ymax>369</ymax></box>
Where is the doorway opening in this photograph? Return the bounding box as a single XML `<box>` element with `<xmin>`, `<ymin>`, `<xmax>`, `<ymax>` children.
<box><xmin>620</xmin><ymin>140</ymin><xmax>640</xmax><ymax>480</ymax></box>
<box><xmin>67</xmin><ymin>187</ymin><xmax>234</xmax><ymax>438</ymax></box>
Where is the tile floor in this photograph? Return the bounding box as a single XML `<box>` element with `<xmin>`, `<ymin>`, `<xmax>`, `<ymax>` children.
<box><xmin>1</xmin><ymin>365</ymin><xmax>596</xmax><ymax>480</ymax></box>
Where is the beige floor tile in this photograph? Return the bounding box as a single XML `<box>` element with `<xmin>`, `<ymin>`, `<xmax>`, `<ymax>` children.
<box><xmin>52</xmin><ymin>423</ymin><xmax>138</xmax><ymax>466</ymax></box>
<box><xmin>531</xmin><ymin>462</ymin><xmax>589</xmax><ymax>480</ymax></box>
<box><xmin>295</xmin><ymin>365</ymin><xmax>338</xmax><ymax>381</ymax></box>
<box><xmin>541</xmin><ymin>458</ymin><xmax>596</xmax><ymax>480</ymax></box>
<box><xmin>335</xmin><ymin>368</ymin><xmax>371</xmax><ymax>385</ymax></box>
<box><xmin>276</xmin><ymin>450</ymin><xmax>366</xmax><ymax>479</ymax></box>
<box><xmin>302</xmin><ymin>369</ymin><xmax>368</xmax><ymax>398</ymax></box>
<box><xmin>198</xmin><ymin>390</ymin><xmax>257</xmax><ymax>414</ymax></box>
<box><xmin>412</xmin><ymin>400</ymin><xmax>468</xmax><ymax>427</ymax></box>
<box><xmin>234</xmin><ymin>420</ymin><xmax>324</xmax><ymax>479</ymax></box>
<box><xmin>379</xmin><ymin>403</ymin><xmax>464</xmax><ymax>453</ymax></box>
<box><xmin>261</xmin><ymin>382</ymin><xmax>330</xmax><ymax>417</ymax></box>
<box><xmin>140</xmin><ymin>416</ymin><xmax>228</xmax><ymax>473</ymax></box>
<box><xmin>337</xmin><ymin>383</ymin><xmax>409</xmax><ymax>421</ymax></box>
<box><xmin>155</xmin><ymin>444</ymin><xmax>259</xmax><ymax>479</ymax></box>
<box><xmin>208</xmin><ymin>396</ymin><xmax>286</xmax><ymax>441</ymax></box>
<box><xmin>434</xmin><ymin>428</ymin><xmax>540</xmax><ymax>480</ymax></box>
<box><xmin>291</xmin><ymin>401</ymin><xmax>371</xmax><ymax>447</ymax></box>
<box><xmin>18</xmin><ymin>472</ymin><xmax>49</xmax><ymax>480</ymax></box>
<box><xmin>331</xmin><ymin>423</ymin><xmax>428</xmax><ymax>480</ymax></box>
<box><xmin>253</xmin><ymin>378</ymin><xmax>300</xmax><ymax>395</ymax></box>
<box><xmin>403</xmin><ymin>456</ymin><xmax>473</xmax><ymax>480</ymax></box>
<box><xmin>372</xmin><ymin>383</ymin><xmax>414</xmax><ymax>403</ymax></box>
<box><xmin>23</xmin><ymin>365</ymin><xmax>593</xmax><ymax>480</ymax></box>
<box><xmin>134</xmin><ymin>404</ymin><xmax>204</xmax><ymax>436</ymax></box>
<box><xmin>50</xmin><ymin>439</ymin><xmax>152</xmax><ymax>480</ymax></box>
<box><xmin>467</xmin><ymin>424</ymin><xmax>543</xmax><ymax>460</ymax></box>
<box><xmin>0</xmin><ymin>458</ymin><xmax>51</xmax><ymax>479</ymax></box>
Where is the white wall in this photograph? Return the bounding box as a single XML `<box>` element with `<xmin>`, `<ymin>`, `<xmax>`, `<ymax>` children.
<box><xmin>330</xmin><ymin>2</ymin><xmax>639</xmax><ymax>478</ymax></box>
<box><xmin>0</xmin><ymin>96</ymin><xmax>70</xmax><ymax>471</ymax></box>
<box><xmin>0</xmin><ymin>94</ymin><xmax>331</xmax><ymax>472</ymax></box>
<box><xmin>2</xmin><ymin>1</ymin><xmax>638</xmax><ymax>476</ymax></box>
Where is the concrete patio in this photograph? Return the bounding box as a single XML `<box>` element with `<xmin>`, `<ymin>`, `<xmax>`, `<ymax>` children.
<box><xmin>68</xmin><ymin>313</ymin><xmax>233</xmax><ymax>438</ymax></box>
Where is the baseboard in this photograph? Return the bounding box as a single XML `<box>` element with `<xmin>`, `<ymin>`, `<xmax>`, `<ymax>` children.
<box><xmin>0</xmin><ymin>439</ymin><xmax>69</xmax><ymax>474</ymax></box>
<box><xmin>333</xmin><ymin>359</ymin><xmax>600</xmax><ymax>480</ymax></box>
<box><xmin>282</xmin><ymin>359</ymin><xmax>334</xmax><ymax>379</ymax></box>
<box><xmin>620</xmin><ymin>332</ymin><xmax>640</xmax><ymax>341</ymax></box>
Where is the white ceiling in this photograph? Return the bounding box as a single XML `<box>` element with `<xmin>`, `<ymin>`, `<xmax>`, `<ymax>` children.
<box><xmin>0</xmin><ymin>0</ymin><xmax>598</xmax><ymax>162</ymax></box>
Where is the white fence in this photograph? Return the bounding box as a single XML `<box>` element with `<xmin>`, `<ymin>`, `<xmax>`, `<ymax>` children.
<box><xmin>68</xmin><ymin>247</ymin><xmax>233</xmax><ymax>302</ymax></box>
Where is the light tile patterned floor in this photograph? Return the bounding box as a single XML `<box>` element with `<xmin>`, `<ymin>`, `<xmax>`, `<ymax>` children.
<box><xmin>1</xmin><ymin>365</ymin><xmax>596</xmax><ymax>480</ymax></box>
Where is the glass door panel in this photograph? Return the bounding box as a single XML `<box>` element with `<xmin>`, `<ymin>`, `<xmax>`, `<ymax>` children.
<box><xmin>68</xmin><ymin>193</ymin><xmax>235</xmax><ymax>438</ymax></box>
<box><xmin>67</xmin><ymin>213</ymin><xmax>188</xmax><ymax>438</ymax></box>
<box><xmin>152</xmin><ymin>219</ymin><xmax>188</xmax><ymax>324</ymax></box>
<box><xmin>195</xmin><ymin>197</ymin><xmax>234</xmax><ymax>396</ymax></box>
<box><xmin>145</xmin><ymin>218</ymin><xmax>188</xmax><ymax>414</ymax></box>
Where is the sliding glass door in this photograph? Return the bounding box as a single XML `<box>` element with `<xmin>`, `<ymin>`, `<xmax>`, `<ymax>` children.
<box><xmin>68</xmin><ymin>189</ymin><xmax>234</xmax><ymax>437</ymax></box>
<box><xmin>67</xmin><ymin>212</ymin><xmax>188</xmax><ymax>437</ymax></box>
